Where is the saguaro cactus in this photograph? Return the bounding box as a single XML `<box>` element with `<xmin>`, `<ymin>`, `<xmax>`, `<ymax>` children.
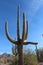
<box><xmin>5</xmin><ymin>5</ymin><xmax>38</xmax><ymax>65</ymax></box>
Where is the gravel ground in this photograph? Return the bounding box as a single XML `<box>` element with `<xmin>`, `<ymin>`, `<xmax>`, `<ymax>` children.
<box><xmin>38</xmin><ymin>62</ymin><xmax>43</xmax><ymax>65</ymax></box>
<box><xmin>0</xmin><ymin>63</ymin><xmax>43</xmax><ymax>65</ymax></box>
<box><xmin>0</xmin><ymin>63</ymin><xmax>9</xmax><ymax>65</ymax></box>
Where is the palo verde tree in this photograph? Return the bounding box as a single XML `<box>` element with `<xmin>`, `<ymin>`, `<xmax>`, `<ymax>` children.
<box><xmin>5</xmin><ymin>5</ymin><xmax>38</xmax><ymax>65</ymax></box>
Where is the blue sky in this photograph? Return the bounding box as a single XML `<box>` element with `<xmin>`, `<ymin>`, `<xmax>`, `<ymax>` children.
<box><xmin>0</xmin><ymin>0</ymin><xmax>43</xmax><ymax>54</ymax></box>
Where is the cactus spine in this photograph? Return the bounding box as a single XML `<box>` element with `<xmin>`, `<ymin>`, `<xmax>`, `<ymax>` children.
<box><xmin>5</xmin><ymin>5</ymin><xmax>38</xmax><ymax>65</ymax></box>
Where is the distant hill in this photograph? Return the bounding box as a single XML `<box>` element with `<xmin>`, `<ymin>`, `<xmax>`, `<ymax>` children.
<box><xmin>0</xmin><ymin>53</ymin><xmax>15</xmax><ymax>65</ymax></box>
<box><xmin>0</xmin><ymin>53</ymin><xmax>15</xmax><ymax>59</ymax></box>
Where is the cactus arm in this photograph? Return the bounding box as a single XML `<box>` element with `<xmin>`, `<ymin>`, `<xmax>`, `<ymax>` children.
<box><xmin>5</xmin><ymin>22</ymin><xmax>17</xmax><ymax>44</ymax></box>
<box><xmin>22</xmin><ymin>12</ymin><xmax>26</xmax><ymax>42</ymax></box>
<box><xmin>24</xmin><ymin>21</ymin><xmax>28</xmax><ymax>40</ymax></box>
<box><xmin>17</xmin><ymin>5</ymin><xmax>20</xmax><ymax>40</ymax></box>
<box><xmin>23</xmin><ymin>42</ymin><xmax>38</xmax><ymax>45</ymax></box>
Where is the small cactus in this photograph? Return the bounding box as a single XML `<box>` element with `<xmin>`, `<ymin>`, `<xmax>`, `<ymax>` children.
<box><xmin>5</xmin><ymin>5</ymin><xmax>38</xmax><ymax>65</ymax></box>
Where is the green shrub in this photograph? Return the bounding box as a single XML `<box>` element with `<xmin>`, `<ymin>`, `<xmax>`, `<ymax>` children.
<box><xmin>36</xmin><ymin>48</ymin><xmax>43</xmax><ymax>62</ymax></box>
<box><xmin>0</xmin><ymin>59</ymin><xmax>4</xmax><ymax>63</ymax></box>
<box><xmin>24</xmin><ymin>49</ymin><xmax>38</xmax><ymax>65</ymax></box>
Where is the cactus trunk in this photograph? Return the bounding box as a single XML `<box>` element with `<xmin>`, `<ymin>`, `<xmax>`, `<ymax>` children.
<box><xmin>17</xmin><ymin>44</ymin><xmax>24</xmax><ymax>65</ymax></box>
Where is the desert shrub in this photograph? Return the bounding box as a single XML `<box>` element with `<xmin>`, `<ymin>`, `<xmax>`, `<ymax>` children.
<box><xmin>24</xmin><ymin>49</ymin><xmax>38</xmax><ymax>65</ymax></box>
<box><xmin>6</xmin><ymin>58</ymin><xmax>13</xmax><ymax>65</ymax></box>
<box><xmin>0</xmin><ymin>59</ymin><xmax>4</xmax><ymax>63</ymax></box>
<box><xmin>6</xmin><ymin>56</ymin><xmax>18</xmax><ymax>65</ymax></box>
<box><xmin>7</xmin><ymin>58</ymin><xmax>11</xmax><ymax>63</ymax></box>
<box><xmin>36</xmin><ymin>48</ymin><xmax>43</xmax><ymax>62</ymax></box>
<box><xmin>11</xmin><ymin>56</ymin><xmax>18</xmax><ymax>65</ymax></box>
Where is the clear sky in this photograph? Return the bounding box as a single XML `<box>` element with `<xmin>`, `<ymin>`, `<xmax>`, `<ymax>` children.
<box><xmin>0</xmin><ymin>0</ymin><xmax>43</xmax><ymax>54</ymax></box>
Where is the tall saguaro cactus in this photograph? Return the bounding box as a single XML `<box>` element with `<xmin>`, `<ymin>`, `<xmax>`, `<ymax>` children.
<box><xmin>5</xmin><ymin>5</ymin><xmax>38</xmax><ymax>65</ymax></box>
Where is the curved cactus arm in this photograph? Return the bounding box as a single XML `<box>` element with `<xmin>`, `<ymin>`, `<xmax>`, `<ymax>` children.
<box><xmin>22</xmin><ymin>12</ymin><xmax>26</xmax><ymax>42</ymax></box>
<box><xmin>17</xmin><ymin>5</ymin><xmax>20</xmax><ymax>40</ymax></box>
<box><xmin>24</xmin><ymin>21</ymin><xmax>28</xmax><ymax>40</ymax></box>
<box><xmin>5</xmin><ymin>22</ymin><xmax>17</xmax><ymax>44</ymax></box>
<box><xmin>23</xmin><ymin>42</ymin><xmax>38</xmax><ymax>45</ymax></box>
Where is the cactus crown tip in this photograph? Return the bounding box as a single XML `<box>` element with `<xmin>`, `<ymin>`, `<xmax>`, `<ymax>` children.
<box><xmin>5</xmin><ymin>21</ymin><xmax>8</xmax><ymax>24</ymax></box>
<box><xmin>18</xmin><ymin>4</ymin><xmax>20</xmax><ymax>8</ymax></box>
